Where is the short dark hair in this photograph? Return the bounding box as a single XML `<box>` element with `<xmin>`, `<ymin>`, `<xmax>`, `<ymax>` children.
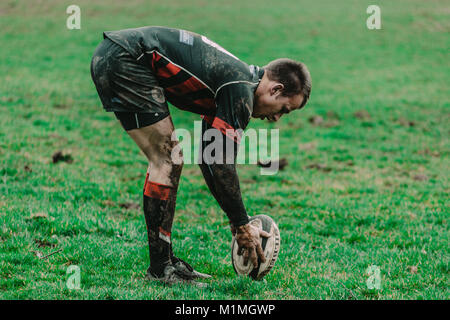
<box><xmin>264</xmin><ymin>58</ymin><xmax>312</xmax><ymax>108</ymax></box>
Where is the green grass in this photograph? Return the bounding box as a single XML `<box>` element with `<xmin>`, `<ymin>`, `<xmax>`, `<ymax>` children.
<box><xmin>0</xmin><ymin>0</ymin><xmax>448</xmax><ymax>299</ymax></box>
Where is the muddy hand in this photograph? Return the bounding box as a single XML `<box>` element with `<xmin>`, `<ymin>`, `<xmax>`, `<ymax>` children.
<box><xmin>235</xmin><ymin>223</ymin><xmax>271</xmax><ymax>268</ymax></box>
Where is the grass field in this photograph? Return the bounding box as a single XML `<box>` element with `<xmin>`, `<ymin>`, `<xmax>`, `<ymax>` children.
<box><xmin>0</xmin><ymin>0</ymin><xmax>448</xmax><ymax>299</ymax></box>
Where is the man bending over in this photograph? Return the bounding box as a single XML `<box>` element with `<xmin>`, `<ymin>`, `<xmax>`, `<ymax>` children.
<box><xmin>90</xmin><ymin>26</ymin><xmax>311</xmax><ymax>285</ymax></box>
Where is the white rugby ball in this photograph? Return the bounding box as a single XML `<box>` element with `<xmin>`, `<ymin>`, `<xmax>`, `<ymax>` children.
<box><xmin>231</xmin><ymin>214</ymin><xmax>281</xmax><ymax>280</ymax></box>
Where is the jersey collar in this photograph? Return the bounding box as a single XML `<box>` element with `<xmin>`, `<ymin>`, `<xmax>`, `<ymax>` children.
<box><xmin>257</xmin><ymin>66</ymin><xmax>265</xmax><ymax>81</ymax></box>
<box><xmin>249</xmin><ymin>65</ymin><xmax>264</xmax><ymax>93</ymax></box>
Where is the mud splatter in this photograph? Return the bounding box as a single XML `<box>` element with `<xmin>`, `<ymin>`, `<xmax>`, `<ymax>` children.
<box><xmin>119</xmin><ymin>202</ymin><xmax>140</xmax><ymax>210</ymax></box>
<box><xmin>308</xmin><ymin>115</ymin><xmax>323</xmax><ymax>126</ymax></box>
<box><xmin>34</xmin><ymin>239</ymin><xmax>57</xmax><ymax>248</ymax></box>
<box><xmin>354</xmin><ymin>110</ymin><xmax>371</xmax><ymax>120</ymax></box>
<box><xmin>298</xmin><ymin>141</ymin><xmax>317</xmax><ymax>151</ymax></box>
<box><xmin>306</xmin><ymin>163</ymin><xmax>332</xmax><ymax>172</ymax></box>
<box><xmin>408</xmin><ymin>266</ymin><xmax>418</xmax><ymax>274</ymax></box>
<box><xmin>398</xmin><ymin>118</ymin><xmax>415</xmax><ymax>127</ymax></box>
<box><xmin>417</xmin><ymin>148</ymin><xmax>440</xmax><ymax>158</ymax></box>
<box><xmin>326</xmin><ymin>111</ymin><xmax>340</xmax><ymax>120</ymax></box>
<box><xmin>52</xmin><ymin>151</ymin><xmax>73</xmax><ymax>164</ymax></box>
<box><xmin>412</xmin><ymin>174</ymin><xmax>428</xmax><ymax>181</ymax></box>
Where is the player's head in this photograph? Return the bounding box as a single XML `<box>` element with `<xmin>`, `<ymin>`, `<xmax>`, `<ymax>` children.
<box><xmin>253</xmin><ymin>58</ymin><xmax>311</xmax><ymax>121</ymax></box>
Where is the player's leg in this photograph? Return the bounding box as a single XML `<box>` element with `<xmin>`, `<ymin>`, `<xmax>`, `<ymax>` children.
<box><xmin>123</xmin><ymin>115</ymin><xmax>211</xmax><ymax>280</ymax></box>
<box><xmin>91</xmin><ymin>37</ymin><xmax>209</xmax><ymax>282</ymax></box>
<box><xmin>124</xmin><ymin>115</ymin><xmax>183</xmax><ymax>278</ymax></box>
<box><xmin>120</xmin><ymin>114</ymin><xmax>210</xmax><ymax>281</ymax></box>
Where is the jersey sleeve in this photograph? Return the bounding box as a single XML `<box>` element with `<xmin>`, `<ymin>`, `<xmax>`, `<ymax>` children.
<box><xmin>198</xmin><ymin>83</ymin><xmax>254</xmax><ymax>227</ymax></box>
<box><xmin>203</xmin><ymin>83</ymin><xmax>253</xmax><ymax>144</ymax></box>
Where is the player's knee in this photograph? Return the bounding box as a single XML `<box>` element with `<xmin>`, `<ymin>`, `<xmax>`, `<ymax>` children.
<box><xmin>170</xmin><ymin>140</ymin><xmax>184</xmax><ymax>167</ymax></box>
<box><xmin>146</xmin><ymin>143</ymin><xmax>183</xmax><ymax>187</ymax></box>
<box><xmin>154</xmin><ymin>134</ymin><xmax>183</xmax><ymax>167</ymax></box>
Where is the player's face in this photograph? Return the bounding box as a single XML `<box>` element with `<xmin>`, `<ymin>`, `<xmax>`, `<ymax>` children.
<box><xmin>253</xmin><ymin>86</ymin><xmax>304</xmax><ymax>122</ymax></box>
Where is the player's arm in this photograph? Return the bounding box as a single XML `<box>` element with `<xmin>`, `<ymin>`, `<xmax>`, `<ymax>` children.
<box><xmin>199</xmin><ymin>84</ymin><xmax>269</xmax><ymax>267</ymax></box>
<box><xmin>199</xmin><ymin>118</ymin><xmax>248</xmax><ymax>226</ymax></box>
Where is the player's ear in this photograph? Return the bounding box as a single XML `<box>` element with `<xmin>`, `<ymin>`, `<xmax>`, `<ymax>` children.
<box><xmin>270</xmin><ymin>83</ymin><xmax>284</xmax><ymax>96</ymax></box>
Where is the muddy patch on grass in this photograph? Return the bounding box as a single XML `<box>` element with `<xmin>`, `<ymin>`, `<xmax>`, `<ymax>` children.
<box><xmin>326</xmin><ymin>111</ymin><xmax>340</xmax><ymax>120</ymax></box>
<box><xmin>417</xmin><ymin>148</ymin><xmax>440</xmax><ymax>158</ymax></box>
<box><xmin>298</xmin><ymin>141</ymin><xmax>317</xmax><ymax>151</ymax></box>
<box><xmin>398</xmin><ymin>118</ymin><xmax>415</xmax><ymax>127</ymax></box>
<box><xmin>52</xmin><ymin>151</ymin><xmax>73</xmax><ymax>164</ymax></box>
<box><xmin>52</xmin><ymin>103</ymin><xmax>70</xmax><ymax>109</ymax></box>
<box><xmin>308</xmin><ymin>113</ymin><xmax>340</xmax><ymax>128</ymax></box>
<box><xmin>412</xmin><ymin>174</ymin><xmax>429</xmax><ymax>181</ymax></box>
<box><xmin>353</xmin><ymin>110</ymin><xmax>371</xmax><ymax>120</ymax></box>
<box><xmin>306</xmin><ymin>163</ymin><xmax>332</xmax><ymax>172</ymax></box>
<box><xmin>408</xmin><ymin>266</ymin><xmax>418</xmax><ymax>274</ymax></box>
<box><xmin>34</xmin><ymin>239</ymin><xmax>57</xmax><ymax>248</ymax></box>
<box><xmin>102</xmin><ymin>200</ymin><xmax>140</xmax><ymax>210</ymax></box>
<box><xmin>119</xmin><ymin>202</ymin><xmax>140</xmax><ymax>210</ymax></box>
<box><xmin>28</xmin><ymin>212</ymin><xmax>49</xmax><ymax>220</ymax></box>
<box><xmin>308</xmin><ymin>115</ymin><xmax>324</xmax><ymax>126</ymax></box>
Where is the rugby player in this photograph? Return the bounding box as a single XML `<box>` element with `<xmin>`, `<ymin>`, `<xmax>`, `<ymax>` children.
<box><xmin>90</xmin><ymin>26</ymin><xmax>311</xmax><ymax>284</ymax></box>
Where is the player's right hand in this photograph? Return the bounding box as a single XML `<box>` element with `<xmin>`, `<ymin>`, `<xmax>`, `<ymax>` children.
<box><xmin>234</xmin><ymin>223</ymin><xmax>271</xmax><ymax>268</ymax></box>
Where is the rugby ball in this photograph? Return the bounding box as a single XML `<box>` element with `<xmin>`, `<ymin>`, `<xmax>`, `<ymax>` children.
<box><xmin>231</xmin><ymin>214</ymin><xmax>281</xmax><ymax>280</ymax></box>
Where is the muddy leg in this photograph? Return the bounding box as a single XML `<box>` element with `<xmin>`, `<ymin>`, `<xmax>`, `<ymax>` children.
<box><xmin>126</xmin><ymin>116</ymin><xmax>183</xmax><ymax>277</ymax></box>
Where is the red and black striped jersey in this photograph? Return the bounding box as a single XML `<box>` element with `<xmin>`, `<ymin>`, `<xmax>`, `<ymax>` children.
<box><xmin>103</xmin><ymin>26</ymin><xmax>264</xmax><ymax>143</ymax></box>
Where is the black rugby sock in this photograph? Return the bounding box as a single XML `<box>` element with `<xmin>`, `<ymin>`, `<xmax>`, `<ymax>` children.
<box><xmin>143</xmin><ymin>173</ymin><xmax>177</xmax><ymax>277</ymax></box>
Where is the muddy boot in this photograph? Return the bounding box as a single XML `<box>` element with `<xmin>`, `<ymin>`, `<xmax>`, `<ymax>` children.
<box><xmin>145</xmin><ymin>265</ymin><xmax>208</xmax><ymax>287</ymax></box>
<box><xmin>171</xmin><ymin>256</ymin><xmax>212</xmax><ymax>280</ymax></box>
<box><xmin>170</xmin><ymin>244</ymin><xmax>212</xmax><ymax>279</ymax></box>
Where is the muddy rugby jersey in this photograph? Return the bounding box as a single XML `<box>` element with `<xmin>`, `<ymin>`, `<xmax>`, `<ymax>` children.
<box><xmin>103</xmin><ymin>26</ymin><xmax>264</xmax><ymax>143</ymax></box>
